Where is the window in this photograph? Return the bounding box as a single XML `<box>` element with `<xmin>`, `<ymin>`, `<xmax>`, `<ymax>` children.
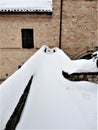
<box><xmin>21</xmin><ymin>29</ymin><xmax>34</xmax><ymax>49</ymax></box>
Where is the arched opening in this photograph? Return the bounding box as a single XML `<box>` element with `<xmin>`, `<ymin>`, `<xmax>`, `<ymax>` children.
<box><xmin>73</xmin><ymin>47</ymin><xmax>98</xmax><ymax>60</ymax></box>
<box><xmin>64</xmin><ymin>48</ymin><xmax>98</xmax><ymax>84</ymax></box>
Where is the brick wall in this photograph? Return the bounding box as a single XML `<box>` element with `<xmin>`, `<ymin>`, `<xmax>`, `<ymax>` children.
<box><xmin>62</xmin><ymin>0</ymin><xmax>97</xmax><ymax>58</ymax></box>
<box><xmin>0</xmin><ymin>0</ymin><xmax>98</xmax><ymax>81</ymax></box>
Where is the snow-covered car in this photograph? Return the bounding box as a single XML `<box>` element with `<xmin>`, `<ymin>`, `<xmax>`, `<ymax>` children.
<box><xmin>0</xmin><ymin>45</ymin><xmax>98</xmax><ymax>130</ymax></box>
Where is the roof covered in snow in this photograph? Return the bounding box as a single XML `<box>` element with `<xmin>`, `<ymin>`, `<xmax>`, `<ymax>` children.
<box><xmin>0</xmin><ymin>0</ymin><xmax>52</xmax><ymax>13</ymax></box>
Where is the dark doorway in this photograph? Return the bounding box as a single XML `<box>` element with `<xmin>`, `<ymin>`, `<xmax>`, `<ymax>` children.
<box><xmin>21</xmin><ymin>29</ymin><xmax>34</xmax><ymax>48</ymax></box>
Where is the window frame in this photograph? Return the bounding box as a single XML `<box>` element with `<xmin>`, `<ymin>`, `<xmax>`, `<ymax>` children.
<box><xmin>21</xmin><ymin>29</ymin><xmax>34</xmax><ymax>49</ymax></box>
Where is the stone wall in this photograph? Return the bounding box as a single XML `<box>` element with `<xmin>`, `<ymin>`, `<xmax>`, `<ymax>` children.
<box><xmin>0</xmin><ymin>0</ymin><xmax>60</xmax><ymax>80</ymax></box>
<box><xmin>0</xmin><ymin>0</ymin><xmax>98</xmax><ymax>81</ymax></box>
<box><xmin>62</xmin><ymin>70</ymin><xmax>98</xmax><ymax>84</ymax></box>
<box><xmin>62</xmin><ymin>0</ymin><xmax>97</xmax><ymax>58</ymax></box>
<box><xmin>69</xmin><ymin>73</ymin><xmax>98</xmax><ymax>84</ymax></box>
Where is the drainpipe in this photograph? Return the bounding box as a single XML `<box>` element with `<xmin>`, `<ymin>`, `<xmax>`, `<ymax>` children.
<box><xmin>59</xmin><ymin>0</ymin><xmax>63</xmax><ymax>49</ymax></box>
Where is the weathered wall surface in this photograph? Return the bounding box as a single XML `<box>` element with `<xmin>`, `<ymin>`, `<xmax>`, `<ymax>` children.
<box><xmin>62</xmin><ymin>0</ymin><xmax>97</xmax><ymax>58</ymax></box>
<box><xmin>0</xmin><ymin>0</ymin><xmax>60</xmax><ymax>80</ymax></box>
<box><xmin>0</xmin><ymin>0</ymin><xmax>98</xmax><ymax>81</ymax></box>
<box><xmin>0</xmin><ymin>49</ymin><xmax>37</xmax><ymax>80</ymax></box>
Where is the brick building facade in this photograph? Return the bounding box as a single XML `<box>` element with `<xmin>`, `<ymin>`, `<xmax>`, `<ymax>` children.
<box><xmin>0</xmin><ymin>0</ymin><xmax>98</xmax><ymax>81</ymax></box>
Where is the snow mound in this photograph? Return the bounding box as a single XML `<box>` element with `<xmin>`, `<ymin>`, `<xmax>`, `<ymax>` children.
<box><xmin>0</xmin><ymin>45</ymin><xmax>98</xmax><ymax>130</ymax></box>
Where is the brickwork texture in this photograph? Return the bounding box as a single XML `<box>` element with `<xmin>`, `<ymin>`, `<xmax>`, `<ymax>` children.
<box><xmin>0</xmin><ymin>0</ymin><xmax>98</xmax><ymax>81</ymax></box>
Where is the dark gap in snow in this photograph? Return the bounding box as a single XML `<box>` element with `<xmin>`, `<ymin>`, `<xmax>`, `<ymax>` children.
<box><xmin>44</xmin><ymin>47</ymin><xmax>47</xmax><ymax>53</ymax></box>
<box><xmin>4</xmin><ymin>75</ymin><xmax>33</xmax><ymax>130</ymax></box>
<box><xmin>62</xmin><ymin>71</ymin><xmax>98</xmax><ymax>83</ymax></box>
<box><xmin>80</xmin><ymin>54</ymin><xmax>92</xmax><ymax>60</ymax></box>
<box><xmin>18</xmin><ymin>65</ymin><xmax>21</xmax><ymax>69</ymax></box>
<box><xmin>92</xmin><ymin>53</ymin><xmax>97</xmax><ymax>58</ymax></box>
<box><xmin>44</xmin><ymin>46</ymin><xmax>56</xmax><ymax>54</ymax></box>
<box><xmin>53</xmin><ymin>49</ymin><xmax>56</xmax><ymax>52</ymax></box>
<box><xmin>97</xmin><ymin>60</ymin><xmax>98</xmax><ymax>68</ymax></box>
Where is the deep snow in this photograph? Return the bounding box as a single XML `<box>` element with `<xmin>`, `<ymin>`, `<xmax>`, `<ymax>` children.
<box><xmin>0</xmin><ymin>45</ymin><xmax>98</xmax><ymax>130</ymax></box>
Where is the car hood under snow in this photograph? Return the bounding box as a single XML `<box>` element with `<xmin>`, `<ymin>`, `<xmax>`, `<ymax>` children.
<box><xmin>0</xmin><ymin>45</ymin><xmax>98</xmax><ymax>130</ymax></box>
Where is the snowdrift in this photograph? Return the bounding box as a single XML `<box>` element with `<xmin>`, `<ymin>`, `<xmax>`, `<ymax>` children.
<box><xmin>0</xmin><ymin>45</ymin><xmax>98</xmax><ymax>130</ymax></box>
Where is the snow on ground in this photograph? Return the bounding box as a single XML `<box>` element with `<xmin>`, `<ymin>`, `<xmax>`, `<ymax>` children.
<box><xmin>0</xmin><ymin>45</ymin><xmax>98</xmax><ymax>130</ymax></box>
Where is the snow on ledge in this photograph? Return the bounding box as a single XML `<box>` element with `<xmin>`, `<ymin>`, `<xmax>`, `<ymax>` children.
<box><xmin>0</xmin><ymin>0</ymin><xmax>52</xmax><ymax>13</ymax></box>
